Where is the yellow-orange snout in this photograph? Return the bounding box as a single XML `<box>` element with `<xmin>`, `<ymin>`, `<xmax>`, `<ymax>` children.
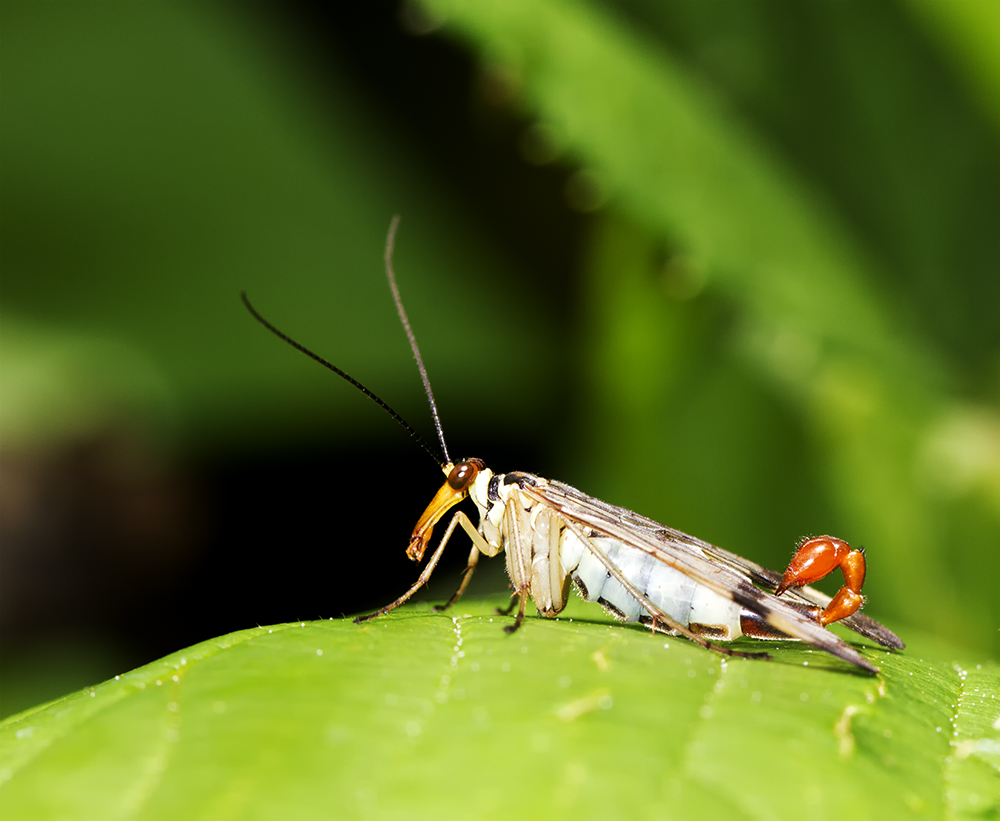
<box><xmin>407</xmin><ymin>480</ymin><xmax>467</xmax><ymax>561</ymax></box>
<box><xmin>406</xmin><ymin>459</ymin><xmax>484</xmax><ymax>562</ymax></box>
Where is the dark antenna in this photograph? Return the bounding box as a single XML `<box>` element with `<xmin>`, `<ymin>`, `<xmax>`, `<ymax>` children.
<box><xmin>240</xmin><ymin>287</ymin><xmax>447</xmax><ymax>469</ymax></box>
<box><xmin>383</xmin><ymin>215</ymin><xmax>452</xmax><ymax>466</ymax></box>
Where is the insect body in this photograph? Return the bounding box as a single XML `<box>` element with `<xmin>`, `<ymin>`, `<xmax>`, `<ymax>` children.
<box><xmin>355</xmin><ymin>458</ymin><xmax>901</xmax><ymax>673</ymax></box>
<box><xmin>243</xmin><ymin>219</ymin><xmax>904</xmax><ymax>674</ymax></box>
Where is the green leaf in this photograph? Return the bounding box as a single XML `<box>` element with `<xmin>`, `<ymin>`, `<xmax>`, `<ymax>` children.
<box><xmin>2</xmin><ymin>596</ymin><xmax>996</xmax><ymax>820</ymax></box>
<box><xmin>902</xmin><ymin>0</ymin><xmax>1000</xmax><ymax>134</ymax></box>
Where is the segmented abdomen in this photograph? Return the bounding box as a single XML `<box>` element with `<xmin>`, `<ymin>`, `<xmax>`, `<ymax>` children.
<box><xmin>559</xmin><ymin>526</ymin><xmax>743</xmax><ymax>640</ymax></box>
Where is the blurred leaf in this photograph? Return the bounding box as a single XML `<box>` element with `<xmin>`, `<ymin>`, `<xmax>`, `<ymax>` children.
<box><xmin>0</xmin><ymin>2</ymin><xmax>551</xmax><ymax>451</ymax></box>
<box><xmin>0</xmin><ymin>315</ymin><xmax>173</xmax><ymax>450</ymax></box>
<box><xmin>1</xmin><ymin>597</ymin><xmax>996</xmax><ymax>820</ymax></box>
<box><xmin>903</xmin><ymin>0</ymin><xmax>1000</xmax><ymax>134</ymax></box>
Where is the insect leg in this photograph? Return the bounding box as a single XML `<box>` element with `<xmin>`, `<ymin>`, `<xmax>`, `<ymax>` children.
<box><xmin>503</xmin><ymin>594</ymin><xmax>528</xmax><ymax>634</ymax></box>
<box><xmin>424</xmin><ymin>510</ymin><xmax>503</xmax><ymax>614</ymax></box>
<box><xmin>775</xmin><ymin>536</ymin><xmax>866</xmax><ymax>626</ymax></box>
<box><xmin>500</xmin><ymin>492</ymin><xmax>531</xmax><ymax>634</ymax></box>
<box><xmin>432</xmin><ymin>545</ymin><xmax>480</xmax><ymax>613</ymax></box>
<box><xmin>561</xmin><ymin>518</ymin><xmax>771</xmax><ymax>661</ymax></box>
<box><xmin>495</xmin><ymin>597</ymin><xmax>519</xmax><ymax>616</ymax></box>
<box><xmin>355</xmin><ymin>510</ymin><xmax>480</xmax><ymax>623</ymax></box>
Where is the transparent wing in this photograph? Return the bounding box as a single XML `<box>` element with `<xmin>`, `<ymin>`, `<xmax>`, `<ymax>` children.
<box><xmin>526</xmin><ymin>478</ymin><xmax>902</xmax><ymax>672</ymax></box>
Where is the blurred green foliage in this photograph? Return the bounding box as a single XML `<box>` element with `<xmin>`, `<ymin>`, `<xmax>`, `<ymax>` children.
<box><xmin>0</xmin><ymin>1</ymin><xmax>551</xmax><ymax>454</ymax></box>
<box><xmin>1</xmin><ymin>0</ymin><xmax>998</xmax><ymax>700</ymax></box>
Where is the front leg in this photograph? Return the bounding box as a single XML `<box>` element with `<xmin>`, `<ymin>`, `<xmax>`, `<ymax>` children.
<box><xmin>433</xmin><ymin>544</ymin><xmax>480</xmax><ymax>613</ymax></box>
<box><xmin>355</xmin><ymin>510</ymin><xmax>485</xmax><ymax>623</ymax></box>
<box><xmin>432</xmin><ymin>511</ymin><xmax>495</xmax><ymax>612</ymax></box>
<box><xmin>775</xmin><ymin>536</ymin><xmax>866</xmax><ymax>626</ymax></box>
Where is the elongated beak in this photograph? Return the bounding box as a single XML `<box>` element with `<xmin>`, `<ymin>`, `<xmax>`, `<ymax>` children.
<box><xmin>407</xmin><ymin>475</ymin><xmax>467</xmax><ymax>562</ymax></box>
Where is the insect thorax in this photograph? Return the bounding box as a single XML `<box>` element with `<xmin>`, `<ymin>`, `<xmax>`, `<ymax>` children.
<box><xmin>468</xmin><ymin>467</ymin><xmax>542</xmax><ymax>553</ymax></box>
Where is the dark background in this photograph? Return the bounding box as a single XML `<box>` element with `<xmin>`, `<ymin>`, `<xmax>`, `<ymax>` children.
<box><xmin>2</xmin><ymin>1</ymin><xmax>998</xmax><ymax>718</ymax></box>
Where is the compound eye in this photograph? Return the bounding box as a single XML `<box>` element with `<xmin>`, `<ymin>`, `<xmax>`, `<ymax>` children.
<box><xmin>447</xmin><ymin>460</ymin><xmax>480</xmax><ymax>491</ymax></box>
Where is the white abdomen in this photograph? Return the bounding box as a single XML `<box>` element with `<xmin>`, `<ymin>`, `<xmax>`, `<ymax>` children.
<box><xmin>560</xmin><ymin>527</ymin><xmax>743</xmax><ymax>640</ymax></box>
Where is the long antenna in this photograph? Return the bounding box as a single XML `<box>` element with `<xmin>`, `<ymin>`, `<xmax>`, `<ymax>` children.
<box><xmin>240</xmin><ymin>291</ymin><xmax>446</xmax><ymax>469</ymax></box>
<box><xmin>383</xmin><ymin>215</ymin><xmax>452</xmax><ymax>466</ymax></box>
